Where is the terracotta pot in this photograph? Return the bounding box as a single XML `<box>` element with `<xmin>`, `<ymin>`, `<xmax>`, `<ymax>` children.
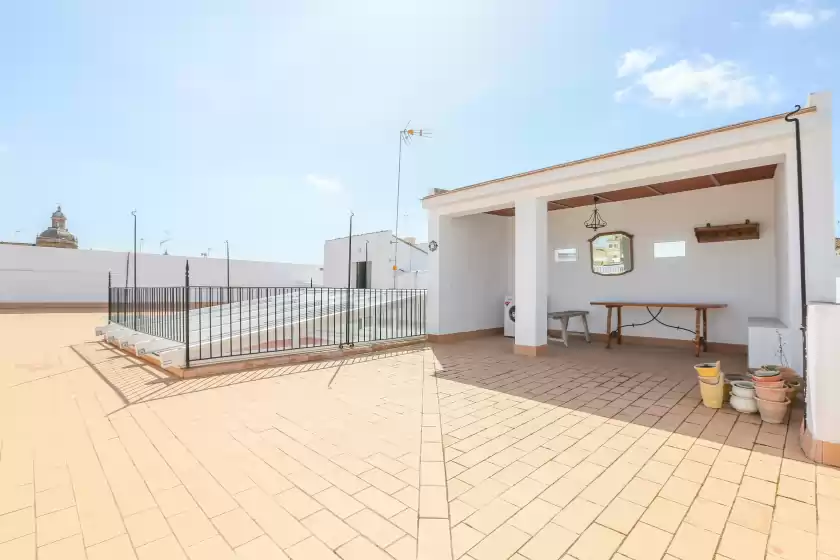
<box><xmin>780</xmin><ymin>367</ymin><xmax>798</xmax><ymax>380</ymax></box>
<box><xmin>755</xmin><ymin>385</ymin><xmax>787</xmax><ymax>402</ymax></box>
<box><xmin>755</xmin><ymin>396</ymin><xmax>790</xmax><ymax>424</ymax></box>
<box><xmin>753</xmin><ymin>379</ymin><xmax>785</xmax><ymax>388</ymax></box>
<box><xmin>786</xmin><ymin>378</ymin><xmax>802</xmax><ymax>391</ymax></box>
<box><xmin>729</xmin><ymin>394</ymin><xmax>758</xmax><ymax>414</ymax></box>
<box><xmin>752</xmin><ymin>373</ymin><xmax>783</xmax><ymax>384</ymax></box>
<box><xmin>731</xmin><ymin>381</ymin><xmax>756</xmax><ymax>399</ymax></box>
<box><xmin>760</xmin><ymin>365</ymin><xmax>781</xmax><ymax>372</ymax></box>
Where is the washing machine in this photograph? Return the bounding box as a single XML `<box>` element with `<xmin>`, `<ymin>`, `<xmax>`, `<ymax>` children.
<box><xmin>504</xmin><ymin>295</ymin><xmax>515</xmax><ymax>337</ymax></box>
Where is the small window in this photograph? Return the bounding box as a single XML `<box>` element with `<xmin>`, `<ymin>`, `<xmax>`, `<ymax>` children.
<box><xmin>555</xmin><ymin>248</ymin><xmax>577</xmax><ymax>262</ymax></box>
<box><xmin>654</xmin><ymin>241</ymin><xmax>686</xmax><ymax>258</ymax></box>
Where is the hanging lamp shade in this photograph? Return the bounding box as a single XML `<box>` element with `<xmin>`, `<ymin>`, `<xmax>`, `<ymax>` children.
<box><xmin>584</xmin><ymin>196</ymin><xmax>608</xmax><ymax>231</ymax></box>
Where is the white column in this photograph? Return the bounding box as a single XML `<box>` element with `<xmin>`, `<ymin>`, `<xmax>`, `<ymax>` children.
<box><xmin>514</xmin><ymin>197</ymin><xmax>548</xmax><ymax>355</ymax></box>
<box><xmin>426</xmin><ymin>212</ymin><xmax>451</xmax><ymax>336</ymax></box>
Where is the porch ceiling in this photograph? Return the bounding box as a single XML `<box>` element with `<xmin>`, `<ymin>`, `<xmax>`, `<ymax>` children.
<box><xmin>485</xmin><ymin>163</ymin><xmax>777</xmax><ymax>217</ymax></box>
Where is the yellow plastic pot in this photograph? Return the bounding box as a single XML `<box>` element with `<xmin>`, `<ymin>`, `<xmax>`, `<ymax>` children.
<box><xmin>698</xmin><ymin>372</ymin><xmax>724</xmax><ymax>409</ymax></box>
<box><xmin>694</xmin><ymin>361</ymin><xmax>721</xmax><ymax>378</ymax></box>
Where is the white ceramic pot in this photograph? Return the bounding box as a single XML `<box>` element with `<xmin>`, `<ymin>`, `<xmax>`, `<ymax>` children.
<box><xmin>729</xmin><ymin>394</ymin><xmax>758</xmax><ymax>414</ymax></box>
<box><xmin>731</xmin><ymin>381</ymin><xmax>756</xmax><ymax>399</ymax></box>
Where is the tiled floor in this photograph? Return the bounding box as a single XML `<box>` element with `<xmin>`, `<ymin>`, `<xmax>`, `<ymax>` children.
<box><xmin>1</xmin><ymin>314</ymin><xmax>838</xmax><ymax>560</ymax></box>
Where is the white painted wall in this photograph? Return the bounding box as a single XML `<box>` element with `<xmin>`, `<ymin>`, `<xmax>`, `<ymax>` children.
<box><xmin>323</xmin><ymin>231</ymin><xmax>428</xmax><ymax>289</ymax></box>
<box><xmin>427</xmin><ymin>213</ymin><xmax>509</xmax><ymax>335</ymax></box>
<box><xmin>0</xmin><ymin>244</ymin><xmax>322</xmax><ymax>303</ymax></box>
<box><xmin>806</xmin><ymin>302</ymin><xmax>840</xmax><ymax>443</ymax></box>
<box><xmin>543</xmin><ymin>181</ymin><xmax>776</xmax><ymax>344</ymax></box>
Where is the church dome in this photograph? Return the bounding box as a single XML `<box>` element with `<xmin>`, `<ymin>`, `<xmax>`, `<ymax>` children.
<box><xmin>36</xmin><ymin>205</ymin><xmax>78</xmax><ymax>249</ymax></box>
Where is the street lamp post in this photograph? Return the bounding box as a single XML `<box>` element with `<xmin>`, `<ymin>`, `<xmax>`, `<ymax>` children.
<box><xmin>131</xmin><ymin>210</ymin><xmax>137</xmax><ymax>329</ymax></box>
<box><xmin>225</xmin><ymin>240</ymin><xmax>230</xmax><ymax>289</ymax></box>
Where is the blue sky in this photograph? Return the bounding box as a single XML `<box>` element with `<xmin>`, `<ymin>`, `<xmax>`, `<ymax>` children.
<box><xmin>0</xmin><ymin>0</ymin><xmax>837</xmax><ymax>264</ymax></box>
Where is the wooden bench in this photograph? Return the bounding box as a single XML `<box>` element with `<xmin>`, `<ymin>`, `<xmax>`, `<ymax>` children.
<box><xmin>547</xmin><ymin>310</ymin><xmax>591</xmax><ymax>347</ymax></box>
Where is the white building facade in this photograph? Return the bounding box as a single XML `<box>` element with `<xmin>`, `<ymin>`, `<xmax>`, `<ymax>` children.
<box><xmin>422</xmin><ymin>92</ymin><xmax>838</xmax><ymax>451</ymax></box>
<box><xmin>323</xmin><ymin>230</ymin><xmax>428</xmax><ymax>290</ymax></box>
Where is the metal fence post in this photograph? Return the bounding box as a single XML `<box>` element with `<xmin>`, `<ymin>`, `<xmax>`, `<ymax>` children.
<box><xmin>107</xmin><ymin>271</ymin><xmax>112</xmax><ymax>323</ymax></box>
<box><xmin>184</xmin><ymin>260</ymin><xmax>190</xmax><ymax>368</ymax></box>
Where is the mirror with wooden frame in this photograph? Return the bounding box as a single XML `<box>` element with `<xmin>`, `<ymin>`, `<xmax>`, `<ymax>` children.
<box><xmin>589</xmin><ymin>231</ymin><xmax>634</xmax><ymax>276</ymax></box>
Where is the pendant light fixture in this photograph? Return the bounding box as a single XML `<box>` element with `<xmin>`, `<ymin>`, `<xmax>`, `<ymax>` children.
<box><xmin>584</xmin><ymin>196</ymin><xmax>608</xmax><ymax>232</ymax></box>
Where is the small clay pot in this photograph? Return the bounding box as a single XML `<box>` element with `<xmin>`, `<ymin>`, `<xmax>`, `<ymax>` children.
<box><xmin>729</xmin><ymin>394</ymin><xmax>758</xmax><ymax>414</ymax></box>
<box><xmin>731</xmin><ymin>381</ymin><xmax>756</xmax><ymax>399</ymax></box>
<box><xmin>752</xmin><ymin>373</ymin><xmax>783</xmax><ymax>384</ymax></box>
<box><xmin>753</xmin><ymin>379</ymin><xmax>785</xmax><ymax>388</ymax></box>
<box><xmin>760</xmin><ymin>365</ymin><xmax>781</xmax><ymax>372</ymax></box>
<box><xmin>780</xmin><ymin>367</ymin><xmax>798</xmax><ymax>380</ymax></box>
<box><xmin>755</xmin><ymin>396</ymin><xmax>791</xmax><ymax>424</ymax></box>
<box><xmin>755</xmin><ymin>385</ymin><xmax>787</xmax><ymax>402</ymax></box>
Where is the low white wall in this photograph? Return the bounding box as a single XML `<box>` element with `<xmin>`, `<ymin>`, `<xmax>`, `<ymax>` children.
<box><xmin>0</xmin><ymin>244</ymin><xmax>323</xmax><ymax>303</ymax></box>
<box><xmin>806</xmin><ymin>302</ymin><xmax>840</xmax><ymax>443</ymax></box>
<box><xmin>543</xmin><ymin>180</ymin><xmax>777</xmax><ymax>344</ymax></box>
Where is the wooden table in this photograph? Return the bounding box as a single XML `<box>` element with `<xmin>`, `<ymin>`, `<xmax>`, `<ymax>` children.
<box><xmin>589</xmin><ymin>302</ymin><xmax>728</xmax><ymax>357</ymax></box>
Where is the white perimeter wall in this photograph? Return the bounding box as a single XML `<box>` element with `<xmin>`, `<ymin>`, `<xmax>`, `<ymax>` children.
<box><xmin>429</xmin><ymin>213</ymin><xmax>510</xmax><ymax>334</ymax></box>
<box><xmin>506</xmin><ymin>180</ymin><xmax>777</xmax><ymax>345</ymax></box>
<box><xmin>0</xmin><ymin>244</ymin><xmax>323</xmax><ymax>303</ymax></box>
<box><xmin>323</xmin><ymin>231</ymin><xmax>428</xmax><ymax>289</ymax></box>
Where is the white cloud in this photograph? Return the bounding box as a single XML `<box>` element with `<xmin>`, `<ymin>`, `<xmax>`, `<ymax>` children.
<box><xmin>765</xmin><ymin>5</ymin><xmax>835</xmax><ymax>28</ymax></box>
<box><xmin>616</xmin><ymin>48</ymin><xmax>658</xmax><ymax>78</ymax></box>
<box><xmin>615</xmin><ymin>53</ymin><xmax>776</xmax><ymax>110</ymax></box>
<box><xmin>305</xmin><ymin>174</ymin><xmax>343</xmax><ymax>194</ymax></box>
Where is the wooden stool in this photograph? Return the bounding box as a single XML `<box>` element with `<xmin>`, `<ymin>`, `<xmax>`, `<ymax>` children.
<box><xmin>547</xmin><ymin>310</ymin><xmax>591</xmax><ymax>347</ymax></box>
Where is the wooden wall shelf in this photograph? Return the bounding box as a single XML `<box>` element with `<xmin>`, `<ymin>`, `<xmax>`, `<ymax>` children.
<box><xmin>695</xmin><ymin>220</ymin><xmax>759</xmax><ymax>243</ymax></box>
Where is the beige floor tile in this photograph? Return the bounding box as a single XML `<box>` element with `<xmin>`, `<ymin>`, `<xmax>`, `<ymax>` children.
<box><xmin>738</xmin><ymin>476</ymin><xmax>776</xmax><ymax>506</ymax></box>
<box><xmin>357</xmin><ymin>487</ymin><xmax>407</xmax><ymax>519</ymax></box>
<box><xmin>0</xmin><ymin>507</ymin><xmax>34</xmax><ymax>545</ymax></box>
<box><xmin>35</xmin><ymin>485</ymin><xmax>75</xmax><ymax>516</ymax></box>
<box><xmin>169</xmin><ymin>508</ymin><xmax>218</xmax><ymax>548</ymax></box>
<box><xmin>717</xmin><ymin>446</ymin><xmax>751</xmax><ymax>466</ymax></box>
<box><xmin>568</xmin><ymin>523</ymin><xmax>624</xmax><ymax>560</ymax></box>
<box><xmin>619</xmin><ymin>522</ymin><xmax>674</xmax><ymax>560</ymax></box>
<box><xmin>508</xmin><ymin>499</ymin><xmax>560</xmax><ymax>535</ymax></box>
<box><xmin>674</xmin><ymin>460</ymin><xmax>712</xmax><ymax>484</ymax></box>
<box><xmin>641</xmin><ymin>497</ymin><xmax>688</xmax><ymax>534</ymax></box>
<box><xmin>773</xmin><ymin>496</ymin><xmax>817</xmax><ymax>533</ymax></box>
<box><xmin>313</xmin><ymin>487</ymin><xmax>364</xmax><ymax>520</ymax></box>
<box><xmin>393</xmin><ymin>485</ymin><xmax>419</xmax><ymax>509</ymax></box>
<box><xmin>638</xmin><ymin>461</ymin><xmax>677</xmax><ymax>485</ymax></box>
<box><xmin>346</xmin><ymin>509</ymin><xmax>404</xmax><ymax>548</ymax></box>
<box><xmin>0</xmin><ymin>534</ymin><xmax>35</xmax><ymax>560</ymax></box>
<box><xmin>136</xmin><ymin>534</ymin><xmax>188</xmax><ymax>560</ymax></box>
<box><xmin>360</xmin><ymin>468</ymin><xmax>407</xmax><ymax>495</ymax></box>
<box><xmin>494</xmin><ymin>461</ymin><xmax>537</xmax><ymax>487</ymax></box>
<box><xmin>449</xmin><ymin>500</ymin><xmax>475</xmax><ymax>527</ymax></box>
<box><xmin>156</xmin><ymin>486</ymin><xmax>199</xmax><ymax>519</ymax></box>
<box><xmin>461</xmin><ymin>479</ymin><xmax>510</xmax><ymax>509</ymax></box>
<box><xmin>337</xmin><ymin>535</ymin><xmax>394</xmax><ymax>560</ymax></box>
<box><xmin>619</xmin><ymin>478</ymin><xmax>662</xmax><ymax>507</ymax></box>
<box><xmin>780</xmin><ymin>460</ymin><xmax>816</xmax><ymax>483</ymax></box>
<box><xmin>38</xmin><ymin>534</ymin><xmax>86</xmax><ymax>560</ymax></box>
<box><xmin>708</xmin><ymin>460</ymin><xmax>745</xmax><ymax>484</ymax></box>
<box><xmin>86</xmin><ymin>534</ymin><xmax>135</xmax><ymax>560</ymax></box>
<box><xmin>458</xmin><ymin>462</ymin><xmax>504</xmax><ymax>487</ymax></box>
<box><xmin>465</xmin><ymin>499</ymin><xmax>518</xmax><ymax>534</ymax></box>
<box><xmin>301</xmin><ymin>509</ymin><xmax>357</xmax><ymax>549</ymax></box>
<box><xmin>417</xmin><ymin>518</ymin><xmax>452</xmax><ymax>560</ymax></box>
<box><xmin>818</xmin><ymin>519</ymin><xmax>840</xmax><ymax>558</ymax></box>
<box><xmin>817</xmin><ymin>475</ymin><xmax>840</xmax><ymax>499</ymax></box>
<box><xmin>654</xmin><ymin>447</ymin><xmax>687</xmax><ymax>467</ymax></box>
<box><xmin>452</xmin><ymin>523</ymin><xmax>484</xmax><ymax>558</ymax></box>
<box><xmin>699</xmin><ymin>477</ymin><xmax>738</xmax><ymax>507</ymax></box>
<box><xmin>235</xmin><ymin>487</ymin><xmax>310</xmax><ymax>549</ymax></box>
<box><xmin>212</xmin><ymin>508</ymin><xmax>263</xmax><ymax>548</ymax></box>
<box><xmin>186</xmin><ymin>534</ymin><xmax>237</xmax><ymax>560</ymax></box>
<box><xmin>468</xmin><ymin>523</ymin><xmax>530</xmax><ymax>560</ymax></box>
<box><xmin>519</xmin><ymin>522</ymin><xmax>577</xmax><ymax>560</ymax></box>
<box><xmin>286</xmin><ymin>536</ymin><xmax>340</xmax><ymax>560</ymax></box>
<box><xmin>234</xmin><ymin>534</ymin><xmax>289</xmax><ymax>559</ymax></box>
<box><xmin>767</xmin><ymin>522</ymin><xmax>817</xmax><ymax>560</ymax></box>
<box><xmin>36</xmin><ymin>506</ymin><xmax>80</xmax><ymax>546</ymax></box>
<box><xmin>551</xmin><ymin>497</ymin><xmax>603</xmax><ymax>534</ymax></box>
<box><xmin>421</xmin><ymin>462</ymin><xmax>447</xmax><ymax>486</ymax></box>
<box><xmin>501</xmin><ymin>477</ymin><xmax>547</xmax><ymax>508</ymax></box>
<box><xmin>418</xmin><ymin>485</ymin><xmax>448</xmax><ymax>519</ymax></box>
<box><xmin>667</xmin><ymin>522</ymin><xmax>720</xmax><ymax>560</ymax></box>
<box><xmin>685</xmin><ymin>446</ymin><xmax>719</xmax><ymax>466</ymax></box>
<box><xmin>717</xmin><ymin>522</ymin><xmax>768</xmax><ymax>560</ymax></box>
<box><xmin>275</xmin><ymin>487</ymin><xmax>323</xmax><ymax>519</ymax></box>
<box><xmin>660</xmin><ymin>477</ymin><xmax>701</xmax><ymax>506</ymax></box>
<box><xmin>778</xmin><ymin>475</ymin><xmax>816</xmax><ymax>505</ymax></box>
<box><xmin>684</xmin><ymin>498</ymin><xmax>730</xmax><ymax>534</ymax></box>
<box><xmin>728</xmin><ymin>498</ymin><xmax>772</xmax><ymax>534</ymax></box>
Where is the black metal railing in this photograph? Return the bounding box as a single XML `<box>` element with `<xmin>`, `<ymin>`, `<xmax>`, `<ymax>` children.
<box><xmin>107</xmin><ymin>268</ymin><xmax>427</xmax><ymax>366</ymax></box>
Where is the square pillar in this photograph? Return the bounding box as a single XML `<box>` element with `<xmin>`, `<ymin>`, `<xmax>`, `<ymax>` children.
<box><xmin>514</xmin><ymin>197</ymin><xmax>548</xmax><ymax>355</ymax></box>
<box><xmin>426</xmin><ymin>212</ymin><xmax>450</xmax><ymax>336</ymax></box>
